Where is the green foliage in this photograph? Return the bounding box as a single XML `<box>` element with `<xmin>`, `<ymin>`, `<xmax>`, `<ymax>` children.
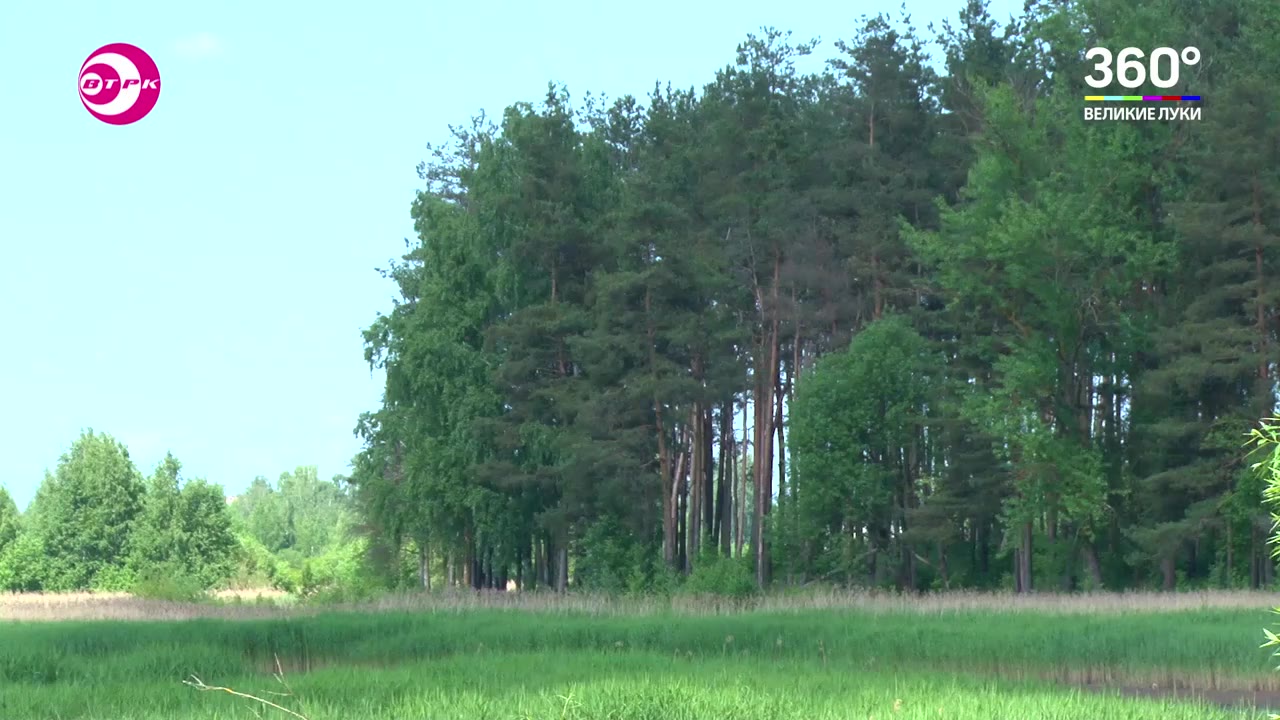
<box><xmin>222</xmin><ymin>468</ymin><xmax>359</xmax><ymax>595</ymax></box>
<box><xmin>128</xmin><ymin>453</ymin><xmax>183</xmax><ymax>571</ymax></box>
<box><xmin>228</xmin><ymin>531</ymin><xmax>285</xmax><ymax>590</ymax></box>
<box><xmin>574</xmin><ymin>519</ymin><xmax>653</xmax><ymax>594</ymax></box>
<box><xmin>0</xmin><ymin>532</ymin><xmax>44</xmax><ymax>592</ymax></box>
<box><xmin>784</xmin><ymin>316</ymin><xmax>932</xmax><ymax>584</ymax></box>
<box><xmin>128</xmin><ymin>455</ymin><xmax>238</xmax><ymax>590</ymax></box>
<box><xmin>2</xmin><ymin>439</ymin><xmax>251</xmax><ymax>595</ymax></box>
<box><xmin>24</xmin><ymin>430</ymin><xmax>144</xmax><ymax>591</ymax></box>
<box><xmin>90</xmin><ymin>563</ymin><xmax>137</xmax><ymax>592</ymax></box>
<box><xmin>174</xmin><ymin>478</ymin><xmax>238</xmax><ymax>587</ymax></box>
<box><xmin>1254</xmin><ymin>419</ymin><xmax>1280</xmax><ymax>718</ymax></box>
<box><xmin>231</xmin><ymin>468</ymin><xmax>354</xmax><ymax>558</ymax></box>
<box><xmin>234</xmin><ymin>476</ymin><xmax>288</xmax><ymax>552</ymax></box>
<box><xmin>680</xmin><ymin>548</ymin><xmax>756</xmax><ymax>598</ymax></box>
<box><xmin>298</xmin><ymin>537</ymin><xmax>381</xmax><ymax>604</ymax></box>
<box><xmin>0</xmin><ymin>487</ymin><xmax>17</xmax><ymax>554</ymax></box>
<box><xmin>130</xmin><ymin>562</ymin><xmax>208</xmax><ymax>602</ymax></box>
<box><xmin>645</xmin><ymin>562</ymin><xmax>682</xmax><ymax>598</ymax></box>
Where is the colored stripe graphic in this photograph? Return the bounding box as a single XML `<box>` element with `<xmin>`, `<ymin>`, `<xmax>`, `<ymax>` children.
<box><xmin>1084</xmin><ymin>95</ymin><xmax>1201</xmax><ymax>101</ymax></box>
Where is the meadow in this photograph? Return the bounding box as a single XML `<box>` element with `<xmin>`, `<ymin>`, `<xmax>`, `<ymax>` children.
<box><xmin>3</xmin><ymin>590</ymin><xmax>1280</xmax><ymax>719</ymax></box>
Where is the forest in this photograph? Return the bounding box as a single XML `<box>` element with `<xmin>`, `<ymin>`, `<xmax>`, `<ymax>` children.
<box><xmin>2</xmin><ymin>0</ymin><xmax>1280</xmax><ymax>602</ymax></box>
<box><xmin>347</xmin><ymin>0</ymin><xmax>1280</xmax><ymax>596</ymax></box>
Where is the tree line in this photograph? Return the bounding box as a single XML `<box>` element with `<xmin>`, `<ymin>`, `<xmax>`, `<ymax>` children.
<box><xmin>3</xmin><ymin>0</ymin><xmax>1277</xmax><ymax>599</ymax></box>
<box><xmin>351</xmin><ymin>0</ymin><xmax>1280</xmax><ymax>594</ymax></box>
<box><xmin>0</xmin><ymin>430</ymin><xmax>362</xmax><ymax>597</ymax></box>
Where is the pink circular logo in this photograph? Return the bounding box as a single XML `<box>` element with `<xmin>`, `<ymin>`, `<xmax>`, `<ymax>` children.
<box><xmin>78</xmin><ymin>43</ymin><xmax>161</xmax><ymax>125</ymax></box>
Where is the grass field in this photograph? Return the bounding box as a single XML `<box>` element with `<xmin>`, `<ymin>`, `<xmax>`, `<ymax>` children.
<box><xmin>3</xmin><ymin>590</ymin><xmax>1280</xmax><ymax>719</ymax></box>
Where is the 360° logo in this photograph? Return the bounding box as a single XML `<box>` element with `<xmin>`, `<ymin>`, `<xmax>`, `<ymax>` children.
<box><xmin>78</xmin><ymin>43</ymin><xmax>161</xmax><ymax>125</ymax></box>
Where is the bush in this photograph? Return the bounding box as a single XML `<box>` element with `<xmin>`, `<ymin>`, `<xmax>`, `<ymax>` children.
<box><xmin>648</xmin><ymin>562</ymin><xmax>682</xmax><ymax>597</ymax></box>
<box><xmin>1252</xmin><ymin>419</ymin><xmax>1280</xmax><ymax>701</ymax></box>
<box><xmin>294</xmin><ymin>537</ymin><xmax>378</xmax><ymax>603</ymax></box>
<box><xmin>273</xmin><ymin>564</ymin><xmax>301</xmax><ymax>594</ymax></box>
<box><xmin>681</xmin><ymin>549</ymin><xmax>757</xmax><ymax>598</ymax></box>
<box><xmin>229</xmin><ymin>532</ymin><xmax>296</xmax><ymax>592</ymax></box>
<box><xmin>131</xmin><ymin>563</ymin><xmax>207</xmax><ymax>602</ymax></box>
<box><xmin>91</xmin><ymin>564</ymin><xmax>137</xmax><ymax>592</ymax></box>
<box><xmin>574</xmin><ymin>519</ymin><xmax>644</xmax><ymax>593</ymax></box>
<box><xmin>0</xmin><ymin>533</ymin><xmax>45</xmax><ymax>592</ymax></box>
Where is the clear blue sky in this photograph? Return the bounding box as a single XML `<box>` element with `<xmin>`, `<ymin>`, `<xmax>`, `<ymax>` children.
<box><xmin>0</xmin><ymin>0</ymin><xmax>1018</xmax><ymax>510</ymax></box>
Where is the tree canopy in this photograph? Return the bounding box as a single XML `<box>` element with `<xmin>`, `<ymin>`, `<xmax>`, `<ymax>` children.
<box><xmin>350</xmin><ymin>0</ymin><xmax>1280</xmax><ymax>594</ymax></box>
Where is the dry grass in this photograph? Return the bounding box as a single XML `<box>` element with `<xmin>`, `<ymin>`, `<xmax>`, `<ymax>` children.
<box><xmin>2</xmin><ymin>587</ymin><xmax>1279</xmax><ymax>622</ymax></box>
<box><xmin>745</xmin><ymin>588</ymin><xmax>1280</xmax><ymax>615</ymax></box>
<box><xmin>338</xmin><ymin>587</ymin><xmax>1280</xmax><ymax>619</ymax></box>
<box><xmin>212</xmin><ymin>587</ymin><xmax>291</xmax><ymax>602</ymax></box>
<box><xmin>0</xmin><ymin>589</ymin><xmax>294</xmax><ymax>622</ymax></box>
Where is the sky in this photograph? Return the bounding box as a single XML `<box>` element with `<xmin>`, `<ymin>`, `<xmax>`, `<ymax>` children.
<box><xmin>0</xmin><ymin>0</ymin><xmax>1019</xmax><ymax>511</ymax></box>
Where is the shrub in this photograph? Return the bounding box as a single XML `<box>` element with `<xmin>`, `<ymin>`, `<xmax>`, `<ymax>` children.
<box><xmin>1249</xmin><ymin>417</ymin><xmax>1280</xmax><ymax>720</ymax></box>
<box><xmin>681</xmin><ymin>549</ymin><xmax>757</xmax><ymax>599</ymax></box>
<box><xmin>574</xmin><ymin>519</ymin><xmax>645</xmax><ymax>593</ymax></box>
<box><xmin>0</xmin><ymin>533</ymin><xmax>45</xmax><ymax>592</ymax></box>
<box><xmin>91</xmin><ymin>564</ymin><xmax>137</xmax><ymax>592</ymax></box>
<box><xmin>131</xmin><ymin>562</ymin><xmax>207</xmax><ymax>602</ymax></box>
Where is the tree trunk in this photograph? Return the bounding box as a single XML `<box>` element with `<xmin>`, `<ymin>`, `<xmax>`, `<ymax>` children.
<box><xmin>1252</xmin><ymin>524</ymin><xmax>1262</xmax><ymax>590</ymax></box>
<box><xmin>977</xmin><ymin>521</ymin><xmax>990</xmax><ymax>576</ymax></box>
<box><xmin>1226</xmin><ymin>520</ymin><xmax>1234</xmax><ymax>588</ymax></box>
<box><xmin>689</xmin><ymin>404</ymin><xmax>704</xmax><ymax>568</ymax></box>
<box><xmin>872</xmin><ymin>252</ymin><xmax>883</xmax><ymax>320</ymax></box>
<box><xmin>487</xmin><ymin>546</ymin><xmax>497</xmax><ymax>590</ymax></box>
<box><xmin>903</xmin><ymin>439</ymin><xmax>917</xmax><ymax>591</ymax></box>
<box><xmin>938</xmin><ymin>542</ymin><xmax>950</xmax><ymax>589</ymax></box>
<box><xmin>678</xmin><ymin>451</ymin><xmax>689</xmax><ymax>573</ymax></box>
<box><xmin>867</xmin><ymin>526</ymin><xmax>878</xmax><ymax>586</ymax></box>
<box><xmin>544</xmin><ymin>536</ymin><xmax>553</xmax><ymax>588</ymax></box>
<box><xmin>658</xmin><ymin>404</ymin><xmax>676</xmax><ymax>567</ymax></box>
<box><xmin>648</xmin><ymin>285</ymin><xmax>678</xmax><ymax>568</ymax></box>
<box><xmin>753</xmin><ymin>378</ymin><xmax>768</xmax><ymax>586</ymax></box>
<box><xmin>418</xmin><ymin>538</ymin><xmax>430</xmax><ymax>591</ymax></box>
<box><xmin>753</xmin><ymin>249</ymin><xmax>782</xmax><ymax>589</ymax></box>
<box><xmin>790</xmin><ymin>318</ymin><xmax>802</xmax><ymax>508</ymax></box>
<box><xmin>1018</xmin><ymin>521</ymin><xmax>1033</xmax><ymax>593</ymax></box>
<box><xmin>703</xmin><ymin>407</ymin><xmax>715</xmax><ymax>553</ymax></box>
<box><xmin>1256</xmin><ymin>175</ymin><xmax>1269</xmax><ymax>391</ymax></box>
<box><xmin>775</xmin><ymin>366</ymin><xmax>788</xmax><ymax>503</ymax></box>
<box><xmin>711</xmin><ymin>406</ymin><xmax>723</xmax><ymax>552</ymax></box>
<box><xmin>556</xmin><ymin>546</ymin><xmax>569</xmax><ymax>592</ymax></box>
<box><xmin>463</xmin><ymin>526</ymin><xmax>475</xmax><ymax>588</ymax></box>
<box><xmin>718</xmin><ymin>403</ymin><xmax>733</xmax><ymax>557</ymax></box>
<box><xmin>531</xmin><ymin>537</ymin><xmax>542</xmax><ymax>591</ymax></box>
<box><xmin>1083</xmin><ymin>541</ymin><xmax>1104</xmax><ymax>589</ymax></box>
<box><xmin>736</xmin><ymin>401</ymin><xmax>747</xmax><ymax>557</ymax></box>
<box><xmin>672</xmin><ymin>433</ymin><xmax>688</xmax><ymax>564</ymax></box>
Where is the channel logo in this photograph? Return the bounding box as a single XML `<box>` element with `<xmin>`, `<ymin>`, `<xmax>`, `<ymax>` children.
<box><xmin>78</xmin><ymin>43</ymin><xmax>161</xmax><ymax>125</ymax></box>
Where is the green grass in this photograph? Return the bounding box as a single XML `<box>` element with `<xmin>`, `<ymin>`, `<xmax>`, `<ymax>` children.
<box><xmin>2</xmin><ymin>608</ymin><xmax>1274</xmax><ymax>686</ymax></box>
<box><xmin>2</xmin><ymin>605</ymin><xmax>1277</xmax><ymax>718</ymax></box>
<box><xmin>0</xmin><ymin>652</ymin><xmax>1267</xmax><ymax>720</ymax></box>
